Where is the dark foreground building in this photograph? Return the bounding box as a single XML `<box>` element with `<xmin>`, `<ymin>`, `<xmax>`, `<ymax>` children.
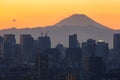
<box><xmin>83</xmin><ymin>56</ymin><xmax>104</xmax><ymax>80</ymax></box>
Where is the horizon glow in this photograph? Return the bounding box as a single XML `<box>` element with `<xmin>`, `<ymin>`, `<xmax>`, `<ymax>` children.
<box><xmin>0</xmin><ymin>0</ymin><xmax>120</xmax><ymax>30</ymax></box>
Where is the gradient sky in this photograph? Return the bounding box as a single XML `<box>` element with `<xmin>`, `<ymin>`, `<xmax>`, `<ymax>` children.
<box><xmin>0</xmin><ymin>0</ymin><xmax>120</xmax><ymax>30</ymax></box>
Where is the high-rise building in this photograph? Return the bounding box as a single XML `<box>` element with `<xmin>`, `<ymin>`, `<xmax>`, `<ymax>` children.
<box><xmin>113</xmin><ymin>34</ymin><xmax>120</xmax><ymax>54</ymax></box>
<box><xmin>15</xmin><ymin>44</ymin><xmax>21</xmax><ymax>65</ymax></box>
<box><xmin>64</xmin><ymin>48</ymin><xmax>82</xmax><ymax>69</ymax></box>
<box><xmin>0</xmin><ymin>36</ymin><xmax>3</xmax><ymax>57</ymax></box>
<box><xmin>44</xmin><ymin>48</ymin><xmax>61</xmax><ymax>68</ymax></box>
<box><xmin>44</xmin><ymin>48</ymin><xmax>66</xmax><ymax>80</ymax></box>
<box><xmin>69</xmin><ymin>34</ymin><xmax>80</xmax><ymax>48</ymax></box>
<box><xmin>87</xmin><ymin>39</ymin><xmax>96</xmax><ymax>56</ymax></box>
<box><xmin>20</xmin><ymin>34</ymin><xmax>34</xmax><ymax>64</ymax></box>
<box><xmin>81</xmin><ymin>42</ymin><xmax>88</xmax><ymax>56</ymax></box>
<box><xmin>56</xmin><ymin>43</ymin><xmax>66</xmax><ymax>60</ymax></box>
<box><xmin>2</xmin><ymin>34</ymin><xmax>16</xmax><ymax>64</ymax></box>
<box><xmin>35</xmin><ymin>53</ymin><xmax>48</xmax><ymax>80</ymax></box>
<box><xmin>95</xmin><ymin>40</ymin><xmax>109</xmax><ymax>63</ymax></box>
<box><xmin>83</xmin><ymin>56</ymin><xmax>104</xmax><ymax>80</ymax></box>
<box><xmin>38</xmin><ymin>35</ymin><xmax>51</xmax><ymax>51</ymax></box>
<box><xmin>64</xmin><ymin>48</ymin><xmax>83</xmax><ymax>80</ymax></box>
<box><xmin>82</xmin><ymin>39</ymin><xmax>96</xmax><ymax>57</ymax></box>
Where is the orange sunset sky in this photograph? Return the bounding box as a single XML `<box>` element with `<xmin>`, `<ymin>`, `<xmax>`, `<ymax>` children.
<box><xmin>0</xmin><ymin>0</ymin><xmax>120</xmax><ymax>30</ymax></box>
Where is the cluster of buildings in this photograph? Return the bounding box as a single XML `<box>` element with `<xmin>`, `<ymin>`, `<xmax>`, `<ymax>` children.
<box><xmin>0</xmin><ymin>33</ymin><xmax>120</xmax><ymax>80</ymax></box>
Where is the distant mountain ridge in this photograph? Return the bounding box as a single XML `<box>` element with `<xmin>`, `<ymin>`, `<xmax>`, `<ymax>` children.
<box><xmin>54</xmin><ymin>14</ymin><xmax>112</xmax><ymax>30</ymax></box>
<box><xmin>0</xmin><ymin>14</ymin><xmax>118</xmax><ymax>48</ymax></box>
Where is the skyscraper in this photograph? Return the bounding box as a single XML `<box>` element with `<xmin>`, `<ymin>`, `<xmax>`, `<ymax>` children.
<box><xmin>15</xmin><ymin>44</ymin><xmax>21</xmax><ymax>65</ymax></box>
<box><xmin>38</xmin><ymin>35</ymin><xmax>51</xmax><ymax>51</ymax></box>
<box><xmin>83</xmin><ymin>56</ymin><xmax>104</xmax><ymax>80</ymax></box>
<box><xmin>20</xmin><ymin>34</ymin><xmax>34</xmax><ymax>64</ymax></box>
<box><xmin>87</xmin><ymin>39</ymin><xmax>96</xmax><ymax>56</ymax></box>
<box><xmin>82</xmin><ymin>39</ymin><xmax>96</xmax><ymax>57</ymax></box>
<box><xmin>35</xmin><ymin>53</ymin><xmax>48</xmax><ymax>80</ymax></box>
<box><xmin>95</xmin><ymin>40</ymin><xmax>109</xmax><ymax>63</ymax></box>
<box><xmin>0</xmin><ymin>36</ymin><xmax>3</xmax><ymax>57</ymax></box>
<box><xmin>81</xmin><ymin>42</ymin><xmax>88</xmax><ymax>56</ymax></box>
<box><xmin>56</xmin><ymin>43</ymin><xmax>66</xmax><ymax>60</ymax></box>
<box><xmin>112</xmin><ymin>34</ymin><xmax>120</xmax><ymax>69</ymax></box>
<box><xmin>113</xmin><ymin>34</ymin><xmax>120</xmax><ymax>54</ymax></box>
<box><xmin>69</xmin><ymin>34</ymin><xmax>80</xmax><ymax>48</ymax></box>
<box><xmin>3</xmin><ymin>34</ymin><xmax>16</xmax><ymax>64</ymax></box>
<box><xmin>64</xmin><ymin>48</ymin><xmax>82</xmax><ymax>69</ymax></box>
<box><xmin>64</xmin><ymin>48</ymin><xmax>83</xmax><ymax>80</ymax></box>
<box><xmin>44</xmin><ymin>48</ymin><xmax>61</xmax><ymax>68</ymax></box>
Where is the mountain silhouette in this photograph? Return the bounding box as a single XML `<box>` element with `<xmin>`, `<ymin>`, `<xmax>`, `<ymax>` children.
<box><xmin>54</xmin><ymin>14</ymin><xmax>111</xmax><ymax>30</ymax></box>
<box><xmin>0</xmin><ymin>14</ymin><xmax>117</xmax><ymax>48</ymax></box>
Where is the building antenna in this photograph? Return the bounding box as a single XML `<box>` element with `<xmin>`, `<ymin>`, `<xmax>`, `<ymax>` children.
<box><xmin>41</xmin><ymin>32</ymin><xmax>43</xmax><ymax>36</ymax></box>
<box><xmin>58</xmin><ymin>41</ymin><xmax>61</xmax><ymax>44</ymax></box>
<box><xmin>45</xmin><ymin>31</ymin><xmax>49</xmax><ymax>36</ymax></box>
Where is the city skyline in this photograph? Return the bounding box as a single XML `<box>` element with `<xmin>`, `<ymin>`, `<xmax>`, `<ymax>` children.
<box><xmin>0</xmin><ymin>33</ymin><xmax>119</xmax><ymax>80</ymax></box>
<box><xmin>0</xmin><ymin>0</ymin><xmax>120</xmax><ymax>30</ymax></box>
<box><xmin>0</xmin><ymin>1</ymin><xmax>120</xmax><ymax>79</ymax></box>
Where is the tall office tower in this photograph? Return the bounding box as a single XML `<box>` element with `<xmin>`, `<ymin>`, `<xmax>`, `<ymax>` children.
<box><xmin>113</xmin><ymin>34</ymin><xmax>120</xmax><ymax>54</ymax></box>
<box><xmin>83</xmin><ymin>56</ymin><xmax>104</xmax><ymax>80</ymax></box>
<box><xmin>15</xmin><ymin>44</ymin><xmax>21</xmax><ymax>65</ymax></box>
<box><xmin>82</xmin><ymin>39</ymin><xmax>96</xmax><ymax>57</ymax></box>
<box><xmin>81</xmin><ymin>42</ymin><xmax>88</xmax><ymax>56</ymax></box>
<box><xmin>56</xmin><ymin>43</ymin><xmax>66</xmax><ymax>60</ymax></box>
<box><xmin>44</xmin><ymin>48</ymin><xmax>61</xmax><ymax>68</ymax></box>
<box><xmin>35</xmin><ymin>53</ymin><xmax>48</xmax><ymax>80</ymax></box>
<box><xmin>64</xmin><ymin>48</ymin><xmax>83</xmax><ymax>80</ymax></box>
<box><xmin>2</xmin><ymin>34</ymin><xmax>16</xmax><ymax>64</ymax></box>
<box><xmin>0</xmin><ymin>36</ymin><xmax>3</xmax><ymax>57</ymax></box>
<box><xmin>64</xmin><ymin>48</ymin><xmax>82</xmax><ymax>69</ymax></box>
<box><xmin>69</xmin><ymin>34</ymin><xmax>80</xmax><ymax>48</ymax></box>
<box><xmin>44</xmin><ymin>48</ymin><xmax>65</xmax><ymax>80</ymax></box>
<box><xmin>20</xmin><ymin>34</ymin><xmax>34</xmax><ymax>64</ymax></box>
<box><xmin>87</xmin><ymin>39</ymin><xmax>96</xmax><ymax>56</ymax></box>
<box><xmin>95</xmin><ymin>40</ymin><xmax>109</xmax><ymax>63</ymax></box>
<box><xmin>38</xmin><ymin>35</ymin><xmax>51</xmax><ymax>51</ymax></box>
